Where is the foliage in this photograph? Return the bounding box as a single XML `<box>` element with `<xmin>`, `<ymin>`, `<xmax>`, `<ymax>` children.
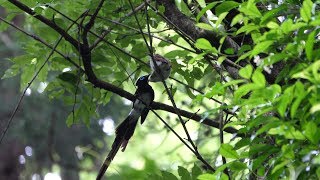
<box><xmin>1</xmin><ymin>0</ymin><xmax>320</xmax><ymax>179</ymax></box>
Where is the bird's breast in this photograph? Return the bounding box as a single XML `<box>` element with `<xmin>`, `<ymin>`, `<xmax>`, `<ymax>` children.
<box><xmin>133</xmin><ymin>93</ymin><xmax>152</xmax><ymax>111</ymax></box>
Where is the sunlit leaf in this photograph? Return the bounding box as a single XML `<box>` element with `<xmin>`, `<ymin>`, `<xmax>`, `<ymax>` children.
<box><xmin>215</xmin><ymin>1</ymin><xmax>239</xmax><ymax>16</ymax></box>
<box><xmin>195</xmin><ymin>38</ymin><xmax>218</xmax><ymax>54</ymax></box>
<box><xmin>251</xmin><ymin>69</ymin><xmax>266</xmax><ymax>87</ymax></box>
<box><xmin>300</xmin><ymin>0</ymin><xmax>313</xmax><ymax>22</ymax></box>
<box><xmin>197</xmin><ymin>174</ymin><xmax>216</xmax><ymax>180</ymax></box>
<box><xmin>239</xmin><ymin>64</ymin><xmax>253</xmax><ymax>79</ymax></box>
<box><xmin>304</xmin><ymin>121</ymin><xmax>320</xmax><ymax>144</ymax></box>
<box><xmin>251</xmin><ymin>41</ymin><xmax>273</xmax><ymax>57</ymax></box>
<box><xmin>310</xmin><ymin>103</ymin><xmax>320</xmax><ymax>114</ymax></box>
<box><xmin>220</xmin><ymin>144</ymin><xmax>239</xmax><ymax>159</ymax></box>
<box><xmin>196</xmin><ymin>23</ymin><xmax>214</xmax><ymax>31</ymax></box>
<box><xmin>306</xmin><ymin>31</ymin><xmax>316</xmax><ymax>61</ymax></box>
<box><xmin>196</xmin><ymin>2</ymin><xmax>219</xmax><ymax>22</ymax></box>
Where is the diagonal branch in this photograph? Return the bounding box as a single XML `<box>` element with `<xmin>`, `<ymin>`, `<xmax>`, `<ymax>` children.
<box><xmin>0</xmin><ymin>17</ymin><xmax>81</xmax><ymax>70</ymax></box>
<box><xmin>8</xmin><ymin>0</ymin><xmax>80</xmax><ymax>49</ymax></box>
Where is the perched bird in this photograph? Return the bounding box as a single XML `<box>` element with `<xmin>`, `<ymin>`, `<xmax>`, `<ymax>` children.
<box><xmin>148</xmin><ymin>54</ymin><xmax>171</xmax><ymax>82</ymax></box>
<box><xmin>96</xmin><ymin>75</ymin><xmax>154</xmax><ymax>180</ymax></box>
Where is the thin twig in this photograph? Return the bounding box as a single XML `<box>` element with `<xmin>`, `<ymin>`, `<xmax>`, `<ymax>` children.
<box><xmin>219</xmin><ymin>109</ymin><xmax>230</xmax><ymax>178</ymax></box>
<box><xmin>0</xmin><ymin>17</ymin><xmax>81</xmax><ymax>70</ymax></box>
<box><xmin>84</xmin><ymin>0</ymin><xmax>105</xmax><ymax>34</ymax></box>
<box><xmin>96</xmin><ymin>16</ymin><xmax>196</xmax><ymax>53</ymax></box>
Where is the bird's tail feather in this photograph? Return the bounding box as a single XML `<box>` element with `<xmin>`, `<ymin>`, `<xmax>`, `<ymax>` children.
<box><xmin>96</xmin><ymin>133</ymin><xmax>122</xmax><ymax>180</ymax></box>
<box><xmin>96</xmin><ymin>115</ymin><xmax>138</xmax><ymax>180</ymax></box>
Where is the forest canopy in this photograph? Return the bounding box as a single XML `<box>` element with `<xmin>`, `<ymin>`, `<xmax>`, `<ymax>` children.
<box><xmin>1</xmin><ymin>0</ymin><xmax>320</xmax><ymax>179</ymax></box>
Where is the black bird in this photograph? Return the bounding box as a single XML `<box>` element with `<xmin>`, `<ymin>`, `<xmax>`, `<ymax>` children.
<box><xmin>97</xmin><ymin>75</ymin><xmax>154</xmax><ymax>180</ymax></box>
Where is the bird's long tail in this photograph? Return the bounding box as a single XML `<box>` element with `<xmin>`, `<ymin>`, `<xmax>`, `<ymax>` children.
<box><xmin>96</xmin><ymin>114</ymin><xmax>138</xmax><ymax>180</ymax></box>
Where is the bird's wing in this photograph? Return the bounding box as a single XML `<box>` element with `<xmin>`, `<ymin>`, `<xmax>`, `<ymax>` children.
<box><xmin>140</xmin><ymin>108</ymin><xmax>149</xmax><ymax>124</ymax></box>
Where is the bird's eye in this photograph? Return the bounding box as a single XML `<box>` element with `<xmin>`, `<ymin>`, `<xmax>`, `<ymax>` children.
<box><xmin>140</xmin><ymin>76</ymin><xmax>145</xmax><ymax>80</ymax></box>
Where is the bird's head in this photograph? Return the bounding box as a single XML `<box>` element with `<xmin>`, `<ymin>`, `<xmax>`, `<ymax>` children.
<box><xmin>135</xmin><ymin>75</ymin><xmax>150</xmax><ymax>87</ymax></box>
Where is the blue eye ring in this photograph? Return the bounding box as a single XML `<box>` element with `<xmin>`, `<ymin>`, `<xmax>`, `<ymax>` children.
<box><xmin>140</xmin><ymin>76</ymin><xmax>145</xmax><ymax>80</ymax></box>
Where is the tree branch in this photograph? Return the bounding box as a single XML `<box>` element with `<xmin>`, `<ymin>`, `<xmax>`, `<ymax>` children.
<box><xmin>8</xmin><ymin>0</ymin><xmax>80</xmax><ymax>49</ymax></box>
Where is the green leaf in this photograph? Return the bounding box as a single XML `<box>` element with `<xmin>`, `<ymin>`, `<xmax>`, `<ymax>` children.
<box><xmin>192</xmin><ymin>67</ymin><xmax>203</xmax><ymax>80</ymax></box>
<box><xmin>304</xmin><ymin>121</ymin><xmax>319</xmax><ymax>144</ymax></box>
<box><xmin>197</xmin><ymin>174</ymin><xmax>216</xmax><ymax>180</ymax></box>
<box><xmin>283</xmin><ymin>21</ymin><xmax>307</xmax><ymax>34</ymax></box>
<box><xmin>231</xmin><ymin>14</ymin><xmax>243</xmax><ymax>27</ymax></box>
<box><xmin>249</xmin><ymin>144</ymin><xmax>272</xmax><ymax>157</ymax></box>
<box><xmin>21</xmin><ymin>64</ymin><xmax>35</xmax><ymax>90</ymax></box>
<box><xmin>317</xmin><ymin>167</ymin><xmax>320</xmax><ymax>179</ymax></box>
<box><xmin>195</xmin><ymin>38</ymin><xmax>218</xmax><ymax>54</ymax></box>
<box><xmin>196</xmin><ymin>2</ymin><xmax>219</xmax><ymax>22</ymax></box>
<box><xmin>260</xmin><ymin>5</ymin><xmax>287</xmax><ymax>25</ymax></box>
<box><xmin>161</xmin><ymin>171</ymin><xmax>179</xmax><ymax>180</ymax></box>
<box><xmin>234</xmin><ymin>83</ymin><xmax>257</xmax><ymax>100</ymax></box>
<box><xmin>268</xmin><ymin>125</ymin><xmax>305</xmax><ymax>140</ymax></box>
<box><xmin>236</xmin><ymin>24</ymin><xmax>259</xmax><ymax>35</ymax></box>
<box><xmin>66</xmin><ymin>111</ymin><xmax>77</xmax><ymax>127</ymax></box>
<box><xmin>257</xmin><ymin>121</ymin><xmax>282</xmax><ymax>135</ymax></box>
<box><xmin>306</xmin><ymin>31</ymin><xmax>316</xmax><ymax>61</ymax></box>
<box><xmin>252</xmin><ymin>154</ymin><xmax>272</xmax><ymax>171</ymax></box>
<box><xmin>2</xmin><ymin>64</ymin><xmax>20</xmax><ymax>79</ymax></box>
<box><xmin>234</xmin><ymin>138</ymin><xmax>250</xmax><ymax>150</ymax></box>
<box><xmin>310</xmin><ymin>103</ymin><xmax>320</xmax><ymax>114</ymax></box>
<box><xmin>178</xmin><ymin>166</ymin><xmax>191</xmax><ymax>180</ymax></box>
<box><xmin>215</xmin><ymin>1</ymin><xmax>239</xmax><ymax>16</ymax></box>
<box><xmin>239</xmin><ymin>64</ymin><xmax>253</xmax><ymax>79</ymax></box>
<box><xmin>195</xmin><ymin>38</ymin><xmax>212</xmax><ymax>50</ymax></box>
<box><xmin>58</xmin><ymin>72</ymin><xmax>78</xmax><ymax>84</ymax></box>
<box><xmin>196</xmin><ymin>23</ymin><xmax>214</xmax><ymax>31</ymax></box>
<box><xmin>277</xmin><ymin>86</ymin><xmax>294</xmax><ymax>117</ymax></box>
<box><xmin>158</xmin><ymin>5</ymin><xmax>165</xmax><ymax>14</ymax></box>
<box><xmin>34</xmin><ymin>6</ymin><xmax>44</xmax><ymax>15</ymax></box>
<box><xmin>205</xmin><ymin>82</ymin><xmax>225</xmax><ymax>97</ymax></box>
<box><xmin>188</xmin><ymin>52</ymin><xmax>206</xmax><ymax>64</ymax></box>
<box><xmin>217</xmin><ymin>56</ymin><xmax>226</xmax><ymax>64</ymax></box>
<box><xmin>266</xmin><ymin>21</ymin><xmax>279</xmax><ymax>29</ymax></box>
<box><xmin>229</xmin><ymin>161</ymin><xmax>247</xmax><ymax>171</ymax></box>
<box><xmin>271</xmin><ymin>160</ymin><xmax>289</xmax><ymax>174</ymax></box>
<box><xmin>191</xmin><ymin>163</ymin><xmax>202</xmax><ymax>180</ymax></box>
<box><xmin>175</xmin><ymin>0</ymin><xmax>191</xmax><ymax>16</ymax></box>
<box><xmin>251</xmin><ymin>69</ymin><xmax>266</xmax><ymax>87</ymax></box>
<box><xmin>215</xmin><ymin>12</ymin><xmax>228</xmax><ymax>27</ymax></box>
<box><xmin>300</xmin><ymin>0</ymin><xmax>313</xmax><ymax>22</ymax></box>
<box><xmin>239</xmin><ymin>1</ymin><xmax>261</xmax><ymax>18</ymax></box>
<box><xmin>219</xmin><ymin>144</ymin><xmax>239</xmax><ymax>159</ymax></box>
<box><xmin>251</xmin><ymin>41</ymin><xmax>273</xmax><ymax>57</ymax></box>
<box><xmin>290</xmin><ymin>81</ymin><xmax>306</xmax><ymax>118</ymax></box>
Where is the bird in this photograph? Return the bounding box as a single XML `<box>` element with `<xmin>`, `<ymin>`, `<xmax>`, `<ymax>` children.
<box><xmin>96</xmin><ymin>75</ymin><xmax>154</xmax><ymax>180</ymax></box>
<box><xmin>148</xmin><ymin>54</ymin><xmax>171</xmax><ymax>82</ymax></box>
